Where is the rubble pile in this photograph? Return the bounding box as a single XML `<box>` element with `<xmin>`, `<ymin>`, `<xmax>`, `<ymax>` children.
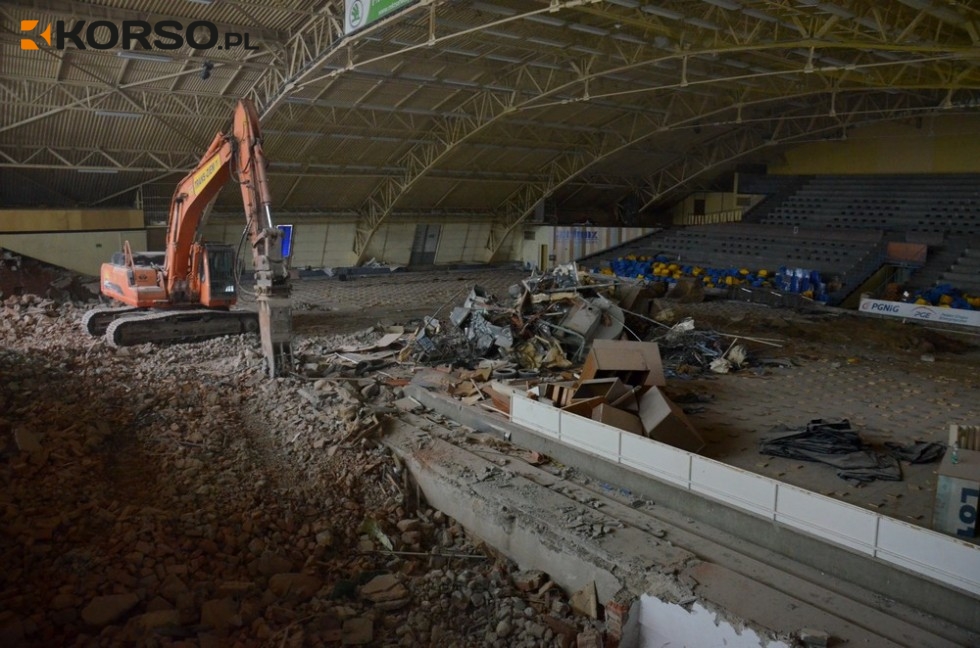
<box><xmin>653</xmin><ymin>318</ymin><xmax>752</xmax><ymax>377</ymax></box>
<box><xmin>0</xmin><ymin>251</ymin><xmax>96</xmax><ymax>304</ymax></box>
<box><xmin>0</xmin><ymin>293</ymin><xmax>615</xmax><ymax>646</ymax></box>
<box><xmin>402</xmin><ymin>264</ymin><xmax>673</xmax><ymax>371</ymax></box>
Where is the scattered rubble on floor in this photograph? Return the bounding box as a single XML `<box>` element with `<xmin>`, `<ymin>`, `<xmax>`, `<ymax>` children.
<box><xmin>0</xmin><ymin>250</ymin><xmax>96</xmax><ymax>304</ymax></box>
<box><xmin>0</xmin><ymin>288</ymin><xmax>631</xmax><ymax>647</ymax></box>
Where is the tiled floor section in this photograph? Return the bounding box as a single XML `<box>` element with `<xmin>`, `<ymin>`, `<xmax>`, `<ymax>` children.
<box><xmin>284</xmin><ymin>269</ymin><xmax>980</xmax><ymax>530</ymax></box>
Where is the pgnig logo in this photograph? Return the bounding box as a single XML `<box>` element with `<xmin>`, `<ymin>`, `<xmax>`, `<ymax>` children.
<box><xmin>20</xmin><ymin>19</ymin><xmax>256</xmax><ymax>52</ymax></box>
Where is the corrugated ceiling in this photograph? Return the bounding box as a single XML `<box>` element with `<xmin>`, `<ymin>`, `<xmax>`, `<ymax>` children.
<box><xmin>2</xmin><ymin>0</ymin><xmax>979</xmax><ymax>258</ymax></box>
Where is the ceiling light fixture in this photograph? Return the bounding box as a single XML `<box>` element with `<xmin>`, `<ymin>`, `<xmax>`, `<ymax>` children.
<box><xmin>528</xmin><ymin>36</ymin><xmax>566</xmax><ymax>48</ymax></box>
<box><xmin>642</xmin><ymin>6</ymin><xmax>684</xmax><ymax>20</ymax></box>
<box><xmin>472</xmin><ymin>2</ymin><xmax>516</xmax><ymax>15</ymax></box>
<box><xmin>526</xmin><ymin>14</ymin><xmax>565</xmax><ymax>27</ymax></box>
<box><xmin>569</xmin><ymin>24</ymin><xmax>609</xmax><ymax>36</ymax></box>
<box><xmin>703</xmin><ymin>0</ymin><xmax>741</xmax><ymax>10</ymax></box>
<box><xmin>94</xmin><ymin>110</ymin><xmax>141</xmax><ymax>118</ymax></box>
<box><xmin>117</xmin><ymin>51</ymin><xmax>171</xmax><ymax>62</ymax></box>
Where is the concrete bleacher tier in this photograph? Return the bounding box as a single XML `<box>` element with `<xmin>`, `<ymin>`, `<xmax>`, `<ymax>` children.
<box><xmin>647</xmin><ymin>223</ymin><xmax>881</xmax><ymax>273</ymax></box>
<box><xmin>759</xmin><ymin>174</ymin><xmax>980</xmax><ymax>235</ymax></box>
<box><xmin>939</xmin><ymin>242</ymin><xmax>980</xmax><ymax>294</ymax></box>
<box><xmin>587</xmin><ymin>223</ymin><xmax>884</xmax><ymax>300</ymax></box>
<box><xmin>585</xmin><ymin>174</ymin><xmax>977</xmax><ymax>304</ymax></box>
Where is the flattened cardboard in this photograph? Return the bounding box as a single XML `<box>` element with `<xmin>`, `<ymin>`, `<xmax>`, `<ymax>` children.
<box><xmin>592</xmin><ymin>404</ymin><xmax>644</xmax><ymax>436</ymax></box>
<box><xmin>637</xmin><ymin>387</ymin><xmax>704</xmax><ymax>453</ymax></box>
<box><xmin>580</xmin><ymin>340</ymin><xmax>665</xmax><ymax>389</ymax></box>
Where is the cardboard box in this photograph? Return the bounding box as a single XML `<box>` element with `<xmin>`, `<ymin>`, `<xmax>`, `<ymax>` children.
<box><xmin>541</xmin><ymin>381</ymin><xmax>577</xmax><ymax>407</ymax></box>
<box><xmin>933</xmin><ymin>449</ymin><xmax>980</xmax><ymax>538</ymax></box>
<box><xmin>592</xmin><ymin>403</ymin><xmax>644</xmax><ymax>436</ymax></box>
<box><xmin>580</xmin><ymin>340</ymin><xmax>665</xmax><ymax>390</ymax></box>
<box><xmin>561</xmin><ymin>396</ymin><xmax>605</xmax><ymax>418</ymax></box>
<box><xmin>637</xmin><ymin>387</ymin><xmax>704</xmax><ymax>453</ymax></box>
<box><xmin>571</xmin><ymin>378</ymin><xmax>631</xmax><ymax>404</ymax></box>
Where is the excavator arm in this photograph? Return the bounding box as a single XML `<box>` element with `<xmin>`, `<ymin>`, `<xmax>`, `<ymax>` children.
<box><xmin>163</xmin><ymin>99</ymin><xmax>293</xmax><ymax>376</ymax></box>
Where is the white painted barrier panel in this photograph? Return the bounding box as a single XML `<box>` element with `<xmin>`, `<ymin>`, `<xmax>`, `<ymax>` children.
<box><xmin>691</xmin><ymin>457</ymin><xmax>777</xmax><ymax>519</ymax></box>
<box><xmin>511</xmin><ymin>396</ymin><xmax>560</xmax><ymax>439</ymax></box>
<box><xmin>875</xmin><ymin>517</ymin><xmax>980</xmax><ymax>597</ymax></box>
<box><xmin>775</xmin><ymin>485</ymin><xmax>878</xmax><ymax>555</ymax></box>
<box><xmin>559</xmin><ymin>412</ymin><xmax>620</xmax><ymax>461</ymax></box>
<box><xmin>508</xmin><ymin>395</ymin><xmax>980</xmax><ymax>595</ymax></box>
<box><xmin>620</xmin><ymin>433</ymin><xmax>691</xmax><ymax>488</ymax></box>
<box><xmin>859</xmin><ymin>297</ymin><xmax>980</xmax><ymax>329</ymax></box>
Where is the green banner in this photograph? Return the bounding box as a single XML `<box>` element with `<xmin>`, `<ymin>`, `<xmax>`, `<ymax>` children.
<box><xmin>344</xmin><ymin>0</ymin><xmax>418</xmax><ymax>34</ymax></box>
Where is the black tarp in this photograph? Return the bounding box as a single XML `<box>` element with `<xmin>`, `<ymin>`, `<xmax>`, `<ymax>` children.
<box><xmin>760</xmin><ymin>419</ymin><xmax>903</xmax><ymax>483</ymax></box>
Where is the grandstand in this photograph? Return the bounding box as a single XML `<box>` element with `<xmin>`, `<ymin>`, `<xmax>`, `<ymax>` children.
<box><xmin>584</xmin><ymin>173</ymin><xmax>980</xmax><ymax>305</ymax></box>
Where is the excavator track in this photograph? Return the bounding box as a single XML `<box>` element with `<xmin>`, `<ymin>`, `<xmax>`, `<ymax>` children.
<box><xmin>104</xmin><ymin>309</ymin><xmax>260</xmax><ymax>348</ymax></box>
<box><xmin>81</xmin><ymin>306</ymin><xmax>142</xmax><ymax>336</ymax></box>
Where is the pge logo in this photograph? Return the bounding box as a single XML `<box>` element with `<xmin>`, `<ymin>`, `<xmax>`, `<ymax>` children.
<box><xmin>19</xmin><ymin>19</ymin><xmax>256</xmax><ymax>52</ymax></box>
<box><xmin>20</xmin><ymin>20</ymin><xmax>52</xmax><ymax>50</ymax></box>
<box><xmin>911</xmin><ymin>307</ymin><xmax>934</xmax><ymax>320</ymax></box>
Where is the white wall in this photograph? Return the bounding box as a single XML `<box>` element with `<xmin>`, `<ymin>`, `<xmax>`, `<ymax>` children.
<box><xmin>0</xmin><ymin>230</ymin><xmax>148</xmax><ymax>276</ymax></box>
<box><xmin>520</xmin><ymin>226</ymin><xmax>658</xmax><ymax>270</ymax></box>
<box><xmin>203</xmin><ymin>218</ymin><xmax>522</xmax><ymax>268</ymax></box>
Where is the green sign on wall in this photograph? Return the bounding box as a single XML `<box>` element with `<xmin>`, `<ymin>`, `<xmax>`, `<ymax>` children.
<box><xmin>344</xmin><ymin>0</ymin><xmax>418</xmax><ymax>35</ymax></box>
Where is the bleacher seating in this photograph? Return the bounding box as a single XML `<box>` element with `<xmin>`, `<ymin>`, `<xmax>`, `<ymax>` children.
<box><xmin>583</xmin><ymin>174</ymin><xmax>979</xmax><ymax>306</ymax></box>
<box><xmin>757</xmin><ymin>174</ymin><xmax>980</xmax><ymax>235</ymax></box>
<box><xmin>585</xmin><ymin>223</ymin><xmax>884</xmax><ymax>302</ymax></box>
<box><xmin>938</xmin><ymin>242</ymin><xmax>980</xmax><ymax>294</ymax></box>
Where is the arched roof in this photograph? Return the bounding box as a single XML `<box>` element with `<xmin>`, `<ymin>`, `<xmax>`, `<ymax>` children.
<box><xmin>2</xmin><ymin>1</ymin><xmax>978</xmax><ymax>260</ymax></box>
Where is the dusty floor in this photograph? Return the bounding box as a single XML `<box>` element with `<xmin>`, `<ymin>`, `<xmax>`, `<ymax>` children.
<box><xmin>284</xmin><ymin>270</ymin><xmax>980</xmax><ymax>528</ymax></box>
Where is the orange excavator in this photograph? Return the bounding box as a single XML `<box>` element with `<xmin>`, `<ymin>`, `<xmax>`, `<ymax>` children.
<box><xmin>83</xmin><ymin>98</ymin><xmax>293</xmax><ymax>377</ymax></box>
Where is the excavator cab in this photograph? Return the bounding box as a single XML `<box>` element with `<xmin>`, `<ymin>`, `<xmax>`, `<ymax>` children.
<box><xmin>199</xmin><ymin>243</ymin><xmax>239</xmax><ymax>308</ymax></box>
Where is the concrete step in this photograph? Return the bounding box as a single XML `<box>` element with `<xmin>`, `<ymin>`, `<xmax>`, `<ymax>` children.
<box><xmin>938</xmin><ymin>271</ymin><xmax>980</xmax><ymax>292</ymax></box>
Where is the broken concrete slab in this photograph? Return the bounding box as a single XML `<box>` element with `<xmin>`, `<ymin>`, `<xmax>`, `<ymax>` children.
<box><xmin>342</xmin><ymin>616</ymin><xmax>374</xmax><ymax>645</ymax></box>
<box><xmin>569</xmin><ymin>581</ymin><xmax>598</xmax><ymax>619</ymax></box>
<box><xmin>13</xmin><ymin>426</ymin><xmax>41</xmax><ymax>452</ymax></box>
<box><xmin>360</xmin><ymin>573</ymin><xmax>410</xmax><ymax>609</ymax></box>
<box><xmin>268</xmin><ymin>573</ymin><xmax>322</xmax><ymax>601</ymax></box>
<box><xmin>200</xmin><ymin>598</ymin><xmax>240</xmax><ymax>632</ymax></box>
<box><xmin>81</xmin><ymin>592</ymin><xmax>139</xmax><ymax>627</ymax></box>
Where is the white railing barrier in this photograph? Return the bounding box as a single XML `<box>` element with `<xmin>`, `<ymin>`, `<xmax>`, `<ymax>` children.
<box><xmin>510</xmin><ymin>394</ymin><xmax>980</xmax><ymax>597</ymax></box>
